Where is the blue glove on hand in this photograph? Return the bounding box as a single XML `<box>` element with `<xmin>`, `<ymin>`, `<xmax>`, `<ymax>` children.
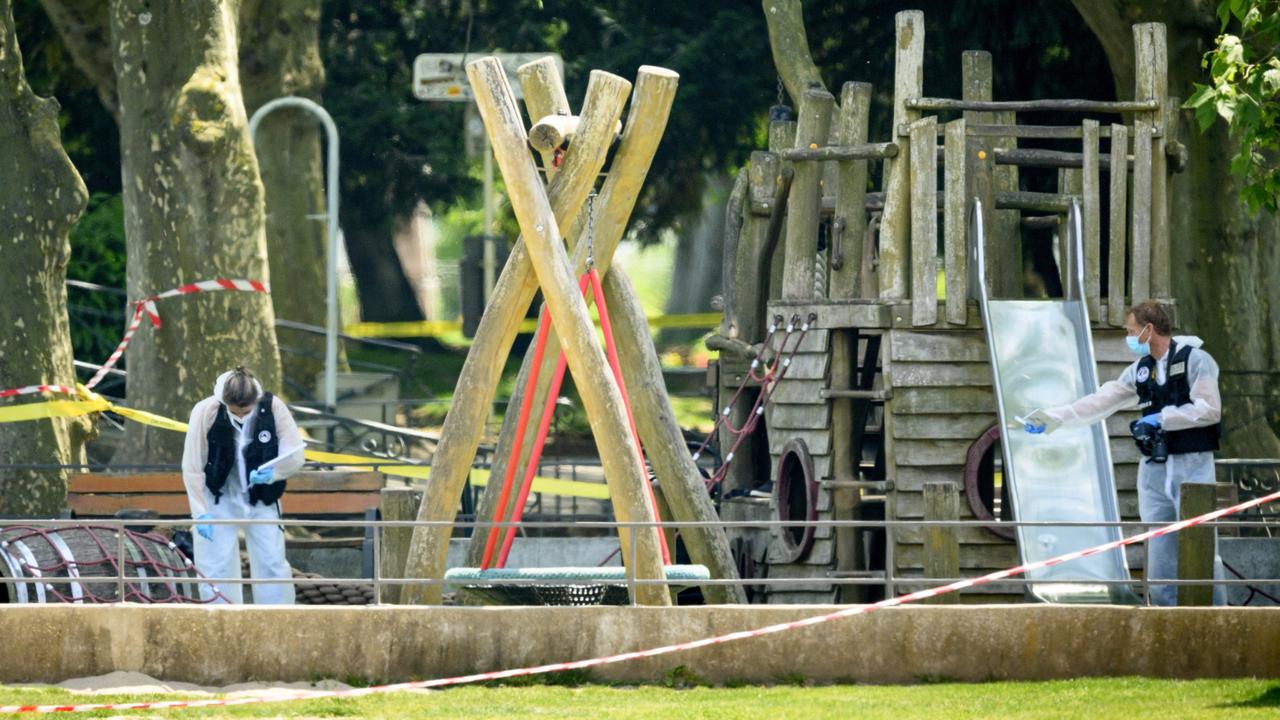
<box><xmin>194</xmin><ymin>513</ymin><xmax>214</xmax><ymax>541</ymax></box>
<box><xmin>1021</xmin><ymin>409</ymin><xmax>1060</xmax><ymax>435</ymax></box>
<box><xmin>1136</xmin><ymin>413</ymin><xmax>1161</xmax><ymax>429</ymax></box>
<box><xmin>249</xmin><ymin>467</ymin><xmax>275</xmax><ymax>485</ymax></box>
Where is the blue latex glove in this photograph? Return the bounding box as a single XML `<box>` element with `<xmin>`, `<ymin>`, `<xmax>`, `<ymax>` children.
<box><xmin>1136</xmin><ymin>413</ymin><xmax>1162</xmax><ymax>429</ymax></box>
<box><xmin>249</xmin><ymin>467</ymin><xmax>275</xmax><ymax>485</ymax></box>
<box><xmin>194</xmin><ymin>513</ymin><xmax>214</xmax><ymax>541</ymax></box>
<box><xmin>1021</xmin><ymin>409</ymin><xmax>1059</xmax><ymax>435</ymax></box>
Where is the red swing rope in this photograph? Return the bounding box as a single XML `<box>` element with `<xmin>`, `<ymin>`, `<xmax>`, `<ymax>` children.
<box><xmin>481</xmin><ymin>268</ymin><xmax>671</xmax><ymax>569</ymax></box>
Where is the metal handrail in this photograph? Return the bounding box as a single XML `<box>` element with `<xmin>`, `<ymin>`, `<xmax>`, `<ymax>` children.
<box><xmin>0</xmin><ymin>515</ymin><xmax>1270</xmax><ymax>606</ymax></box>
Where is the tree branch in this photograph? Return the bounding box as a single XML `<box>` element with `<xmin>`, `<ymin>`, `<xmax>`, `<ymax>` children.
<box><xmin>38</xmin><ymin>0</ymin><xmax>117</xmax><ymax>117</ymax></box>
<box><xmin>762</xmin><ymin>0</ymin><xmax>826</xmax><ymax>106</ymax></box>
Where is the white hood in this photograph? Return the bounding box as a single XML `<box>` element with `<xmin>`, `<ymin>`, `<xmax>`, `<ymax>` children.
<box><xmin>1172</xmin><ymin>335</ymin><xmax>1204</xmax><ymax>349</ymax></box>
<box><xmin>212</xmin><ymin>370</ymin><xmax>264</xmax><ymax>407</ymax></box>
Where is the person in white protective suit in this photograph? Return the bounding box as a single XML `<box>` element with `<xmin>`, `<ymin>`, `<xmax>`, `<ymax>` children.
<box><xmin>181</xmin><ymin>367</ymin><xmax>305</xmax><ymax>603</ymax></box>
<box><xmin>1022</xmin><ymin>301</ymin><xmax>1226</xmax><ymax>606</ymax></box>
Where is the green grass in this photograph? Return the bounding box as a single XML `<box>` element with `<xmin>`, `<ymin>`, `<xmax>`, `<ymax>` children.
<box><xmin>3</xmin><ymin>678</ymin><xmax>1279</xmax><ymax>718</ymax></box>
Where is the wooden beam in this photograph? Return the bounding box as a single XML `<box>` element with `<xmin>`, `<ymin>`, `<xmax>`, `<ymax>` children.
<box><xmin>1135</xmin><ymin>23</ymin><xmax>1170</xmax><ymax>299</ymax></box>
<box><xmin>909</xmin><ymin>117</ymin><xmax>938</xmax><ymax>326</ymax></box>
<box><xmin>517</xmin><ymin>57</ymin><xmax>572</xmax><ymax>176</ymax></box>
<box><xmin>943</xmin><ymin>119</ymin><xmax>967</xmax><ymax>325</ymax></box>
<box><xmin>923</xmin><ymin>481</ymin><xmax>960</xmax><ymax>604</ymax></box>
<box><xmin>830</xmin><ymin>82</ymin><xmax>871</xmax><ymax>300</ymax></box>
<box><xmin>603</xmin><ymin>268</ymin><xmax>746</xmax><ymax>603</ymax></box>
<box><xmin>781</xmin><ymin>142</ymin><xmax>896</xmax><ymax>162</ymax></box>
<box><xmin>782</xmin><ymin>88</ymin><xmax>834</xmax><ymax>300</ymax></box>
<box><xmin>1058</xmin><ymin>168</ymin><xmax>1083</xmax><ymax>292</ymax></box>
<box><xmin>992</xmin><ymin>110</ymin><xmax>1021</xmax><ymax>297</ymax></box>
<box><xmin>907</xmin><ymin>98</ymin><xmax>1159</xmax><ymax>113</ymax></box>
<box><xmin>465</xmin><ymin>57</ymin><xmax>669</xmax><ymax>605</ymax></box>
<box><xmin>1107</xmin><ymin>124</ymin><xmax>1129</xmax><ymax>327</ymax></box>
<box><xmin>475</xmin><ymin>70</ymin><xmax>685</xmax><ymax>548</ymax></box>
<box><xmin>1176</xmin><ymin>482</ymin><xmax>1216</xmax><ymax>606</ymax></box>
<box><xmin>962</xmin><ymin>52</ymin><xmax>997</xmax><ymax>299</ymax></box>
<box><xmin>1130</xmin><ymin>120</ymin><xmax>1152</xmax><ymax>303</ymax></box>
<box><xmin>379</xmin><ymin>487</ymin><xmax>422</xmax><ymax>604</ymax></box>
<box><xmin>400</xmin><ymin>67</ymin><xmax>633</xmax><ymax>606</ymax></box>
<box><xmin>879</xmin><ymin>10</ymin><xmax>923</xmax><ymax>301</ymax></box>
<box><xmin>1082</xmin><ymin>120</ymin><xmax>1102</xmax><ymax>320</ymax></box>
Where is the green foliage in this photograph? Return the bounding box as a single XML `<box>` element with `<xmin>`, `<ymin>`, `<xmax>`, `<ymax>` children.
<box><xmin>1185</xmin><ymin>0</ymin><xmax>1280</xmax><ymax>213</ymax></box>
<box><xmin>66</xmin><ymin>193</ymin><xmax>127</xmax><ymax>365</ymax></box>
<box><xmin>662</xmin><ymin>664</ymin><xmax>709</xmax><ymax>689</ymax></box>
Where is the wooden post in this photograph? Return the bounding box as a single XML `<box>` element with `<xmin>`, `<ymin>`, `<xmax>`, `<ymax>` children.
<box><xmin>399</xmin><ymin>68</ymin><xmax>642</xmax><ymax>606</ymax></box>
<box><xmin>468</xmin><ymin>59</ymin><xmax>580</xmax><ymax>547</ymax></box>
<box><xmin>962</xmin><ymin>52</ymin><xmax>996</xmax><ymax>297</ymax></box>
<box><xmin>379</xmin><ymin>487</ymin><xmax>423</xmax><ymax>604</ymax></box>
<box><xmin>716</xmin><ymin>152</ymin><xmax>778</xmax><ymax>498</ymax></box>
<box><xmin>923</xmin><ymin>481</ymin><xmax>960</xmax><ymax>605</ymax></box>
<box><xmin>768</xmin><ymin>121</ymin><xmax>796</xmax><ymax>301</ymax></box>
<box><xmin>992</xmin><ymin>110</ymin><xmax>1022</xmax><ymax>296</ymax></box>
<box><xmin>782</xmin><ymin>88</ymin><xmax>834</xmax><ymax>300</ymax></box>
<box><xmin>880</xmin><ymin>10</ymin><xmax>923</xmax><ymax>301</ymax></box>
<box><xmin>1107</xmin><ymin>124</ymin><xmax>1129</xmax><ymax>327</ymax></box>
<box><xmin>943</xmin><ymin>118</ymin><xmax>967</xmax><ymax>325</ymax></box>
<box><xmin>603</xmin><ymin>268</ymin><xmax>746</xmax><ymax>602</ymax></box>
<box><xmin>465</xmin><ymin>57</ymin><xmax>669</xmax><ymax>605</ymax></box>
<box><xmin>1057</xmin><ymin>168</ymin><xmax>1083</xmax><ymax>292</ymax></box>
<box><xmin>1135</xmin><ymin>23</ymin><xmax>1170</xmax><ymax>299</ymax></box>
<box><xmin>1130</xmin><ymin>120</ymin><xmax>1152</xmax><ymax>303</ymax></box>
<box><xmin>831</xmin><ymin>82</ymin><xmax>870</xmax><ymax>300</ymax></box>
<box><xmin>1177</xmin><ymin>482</ymin><xmax>1217</xmax><ymax>606</ymax></box>
<box><xmin>1082</xmin><ymin>120</ymin><xmax>1102</xmax><ymax>320</ymax></box>
<box><xmin>518</xmin><ymin>57</ymin><xmax>572</xmax><ymax>176</ymax></box>
<box><xmin>909</xmin><ymin>117</ymin><xmax>938</xmax><ymax>326</ymax></box>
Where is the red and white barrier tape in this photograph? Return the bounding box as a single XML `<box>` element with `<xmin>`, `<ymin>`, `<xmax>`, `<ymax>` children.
<box><xmin>0</xmin><ymin>385</ymin><xmax>77</xmax><ymax>401</ymax></box>
<box><xmin>3</xmin><ymin>486</ymin><xmax>1277</xmax><ymax>715</ymax></box>
<box><xmin>84</xmin><ymin>279</ymin><xmax>268</xmax><ymax>390</ymax></box>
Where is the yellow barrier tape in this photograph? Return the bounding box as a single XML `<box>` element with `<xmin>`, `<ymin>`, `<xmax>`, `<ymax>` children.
<box><xmin>344</xmin><ymin>312</ymin><xmax>722</xmax><ymax>339</ymax></box>
<box><xmin>109</xmin><ymin>405</ymin><xmax>192</xmax><ymax>434</ymax></box>
<box><xmin>2</xmin><ymin>389</ymin><xmax>609</xmax><ymax>500</ymax></box>
<box><xmin>0</xmin><ymin>399</ymin><xmax>110</xmax><ymax>423</ymax></box>
<box><xmin>303</xmin><ymin>449</ymin><xmax>610</xmax><ymax>500</ymax></box>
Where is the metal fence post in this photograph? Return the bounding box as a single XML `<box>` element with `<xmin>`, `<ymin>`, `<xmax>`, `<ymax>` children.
<box><xmin>115</xmin><ymin>524</ymin><xmax>126</xmax><ymax>603</ymax></box>
<box><xmin>372</xmin><ymin>521</ymin><xmax>383</xmax><ymax>605</ymax></box>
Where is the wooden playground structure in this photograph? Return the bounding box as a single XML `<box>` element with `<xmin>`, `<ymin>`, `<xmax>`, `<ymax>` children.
<box><xmin>379</xmin><ymin>10</ymin><xmax>1186</xmax><ymax>607</ymax></box>
<box><xmin>711</xmin><ymin>11</ymin><xmax>1181</xmax><ymax>603</ymax></box>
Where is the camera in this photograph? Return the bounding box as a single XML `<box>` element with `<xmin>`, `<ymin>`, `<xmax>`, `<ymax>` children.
<box><xmin>1130</xmin><ymin>420</ymin><xmax>1169</xmax><ymax>463</ymax></box>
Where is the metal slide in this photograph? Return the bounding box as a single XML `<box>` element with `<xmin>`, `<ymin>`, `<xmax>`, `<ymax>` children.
<box><xmin>974</xmin><ymin>199</ymin><xmax>1140</xmax><ymax>604</ymax></box>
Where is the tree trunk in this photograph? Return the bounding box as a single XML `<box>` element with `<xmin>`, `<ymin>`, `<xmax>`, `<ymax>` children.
<box><xmin>661</xmin><ymin>172</ymin><xmax>729</xmax><ymax>345</ymax></box>
<box><xmin>111</xmin><ymin>0</ymin><xmax>281</xmax><ymax>463</ymax></box>
<box><xmin>345</xmin><ymin>215</ymin><xmax>427</xmax><ymax>323</ymax></box>
<box><xmin>1071</xmin><ymin>0</ymin><xmax>1280</xmax><ymax>457</ymax></box>
<box><xmin>0</xmin><ymin>0</ymin><xmax>94</xmax><ymax>515</ymax></box>
<box><xmin>240</xmin><ymin>0</ymin><xmax>344</xmax><ymax>398</ymax></box>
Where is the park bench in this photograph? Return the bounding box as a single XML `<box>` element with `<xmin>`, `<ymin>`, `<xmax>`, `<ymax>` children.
<box><xmin>67</xmin><ymin>470</ymin><xmax>386</xmax><ymax>578</ymax></box>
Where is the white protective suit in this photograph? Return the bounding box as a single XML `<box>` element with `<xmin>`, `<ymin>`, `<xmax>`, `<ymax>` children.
<box><xmin>1040</xmin><ymin>335</ymin><xmax>1226</xmax><ymax>606</ymax></box>
<box><xmin>181</xmin><ymin>371</ymin><xmax>305</xmax><ymax>604</ymax></box>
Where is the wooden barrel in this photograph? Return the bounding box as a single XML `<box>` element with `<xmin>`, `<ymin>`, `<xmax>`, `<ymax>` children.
<box><xmin>0</xmin><ymin>525</ymin><xmax>199</xmax><ymax>603</ymax></box>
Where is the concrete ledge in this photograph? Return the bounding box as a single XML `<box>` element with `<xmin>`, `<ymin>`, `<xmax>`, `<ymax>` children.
<box><xmin>0</xmin><ymin>605</ymin><xmax>1277</xmax><ymax>685</ymax></box>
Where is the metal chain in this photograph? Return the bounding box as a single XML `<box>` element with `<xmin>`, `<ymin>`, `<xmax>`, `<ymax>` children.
<box><xmin>776</xmin><ymin>75</ymin><xmax>785</xmax><ymax>106</ymax></box>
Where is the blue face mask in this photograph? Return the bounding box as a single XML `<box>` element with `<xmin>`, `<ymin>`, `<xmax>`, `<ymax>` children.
<box><xmin>1126</xmin><ymin>325</ymin><xmax>1151</xmax><ymax>356</ymax></box>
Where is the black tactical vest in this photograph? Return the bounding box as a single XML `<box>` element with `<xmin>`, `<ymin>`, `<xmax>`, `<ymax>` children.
<box><xmin>1134</xmin><ymin>341</ymin><xmax>1221</xmax><ymax>455</ymax></box>
<box><xmin>203</xmin><ymin>392</ymin><xmax>284</xmax><ymax>505</ymax></box>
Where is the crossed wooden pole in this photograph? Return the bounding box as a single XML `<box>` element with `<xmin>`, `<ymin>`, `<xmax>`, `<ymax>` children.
<box><xmin>399</xmin><ymin>58</ymin><xmax>742</xmax><ymax>606</ymax></box>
